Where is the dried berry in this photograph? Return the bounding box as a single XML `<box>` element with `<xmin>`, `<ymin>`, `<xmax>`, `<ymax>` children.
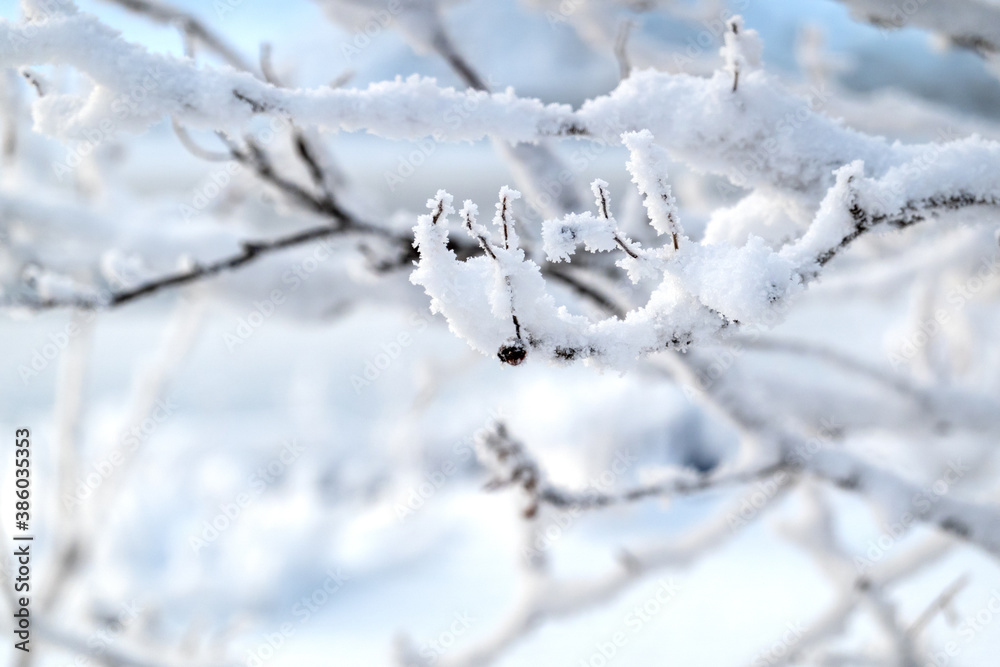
<box><xmin>497</xmin><ymin>339</ymin><xmax>527</xmax><ymax>365</ymax></box>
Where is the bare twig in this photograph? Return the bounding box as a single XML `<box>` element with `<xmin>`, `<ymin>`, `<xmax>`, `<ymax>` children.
<box><xmin>813</xmin><ymin>191</ymin><xmax>1000</xmax><ymax>270</ymax></box>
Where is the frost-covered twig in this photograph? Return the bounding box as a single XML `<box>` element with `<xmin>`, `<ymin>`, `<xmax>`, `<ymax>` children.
<box><xmin>426</xmin><ymin>434</ymin><xmax>789</xmax><ymax>667</ymax></box>
<box><xmin>732</xmin><ymin>334</ymin><xmax>927</xmax><ymax>399</ymax></box>
<box><xmin>614</xmin><ymin>20</ymin><xmax>634</xmax><ymax>81</ymax></box>
<box><xmin>412</xmin><ymin>141</ymin><xmax>1000</xmax><ymax>368</ymax></box>
<box><xmin>401</xmin><ymin>9</ymin><xmax>587</xmax><ymax>218</ymax></box>
<box><xmin>449</xmin><ymin>232</ymin><xmax>1000</xmax><ymax>562</ymax></box>
<box><xmin>11</xmin><ymin>204</ymin><xmax>411</xmax><ymax>310</ymax></box>
<box><xmin>475</xmin><ymin>421</ymin><xmax>787</xmax><ymax>512</ymax></box>
<box><xmin>666</xmin><ymin>352</ymin><xmax>1000</xmax><ymax>560</ymax></box>
<box><xmin>772</xmin><ymin>536</ymin><xmax>952</xmax><ymax>666</ymax></box>
<box><xmin>907</xmin><ymin>573</ymin><xmax>969</xmax><ymax>639</ymax></box>
<box><xmin>785</xmin><ymin>486</ymin><xmax>926</xmax><ymax>665</ymax></box>
<box><xmin>726</xmin><ymin>334</ymin><xmax>1000</xmax><ymax>432</ymax></box>
<box><xmin>256</xmin><ymin>44</ymin><xmax>349</xmax><ymax>205</ymax></box>
<box><xmin>721</xmin><ymin>15</ymin><xmax>762</xmax><ymax>93</ymax></box>
<box><xmin>6</xmin><ymin>8</ymin><xmax>997</xmax><ymax>202</ymax></box>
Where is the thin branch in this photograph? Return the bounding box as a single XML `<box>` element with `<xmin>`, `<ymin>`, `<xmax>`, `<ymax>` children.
<box><xmin>907</xmin><ymin>573</ymin><xmax>970</xmax><ymax>638</ymax></box>
<box><xmin>13</xmin><ymin>229</ymin><xmax>333</xmax><ymax>308</ymax></box>
<box><xmin>171</xmin><ymin>119</ymin><xmax>231</xmax><ymax>161</ymax></box>
<box><xmin>477</xmin><ymin>421</ymin><xmax>790</xmax><ymax>513</ymax></box>
<box><xmin>540</xmin><ymin>460</ymin><xmax>788</xmax><ymax>509</ymax></box>
<box><xmin>456</xmin><ymin>198</ymin><xmax>525</xmax><ymax>363</ymax></box>
<box><xmin>730</xmin><ymin>335</ymin><xmax>928</xmax><ymax>402</ymax></box>
<box><xmin>772</xmin><ymin>535</ymin><xmax>953</xmax><ymax>666</ymax></box>
<box><xmin>614</xmin><ymin>20</ymin><xmax>634</xmax><ymax>81</ymax></box>
<box><xmin>814</xmin><ymin>191</ymin><xmax>1000</xmax><ymax>269</ymax></box>
<box><xmin>429</xmin><ymin>31</ymin><xmax>489</xmax><ymax>92</ymax></box>
<box><xmin>544</xmin><ymin>264</ymin><xmax>627</xmax><ymax>318</ymax></box>
<box><xmin>666</xmin><ymin>352</ymin><xmax>1000</xmax><ymax>560</ymax></box>
<box><xmin>99</xmin><ymin>0</ymin><xmax>256</xmax><ymax>73</ymax></box>
<box><xmin>258</xmin><ymin>44</ymin><xmax>351</xmax><ymax>207</ymax></box>
<box><xmin>8</xmin><ymin>116</ymin><xmax>426</xmax><ymax>310</ymax></box>
<box><xmin>433</xmin><ymin>455</ymin><xmax>792</xmax><ymax>667</ymax></box>
<box><xmin>593</xmin><ymin>179</ymin><xmax>640</xmax><ymax>259</ymax></box>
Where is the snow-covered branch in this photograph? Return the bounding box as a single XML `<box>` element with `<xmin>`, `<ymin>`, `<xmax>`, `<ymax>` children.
<box><xmin>666</xmin><ymin>351</ymin><xmax>1000</xmax><ymax>561</ymax></box>
<box><xmin>411</xmin><ymin>138</ymin><xmax>1000</xmax><ymax>368</ymax></box>
<box><xmin>475</xmin><ymin>420</ymin><xmax>786</xmax><ymax>513</ymax></box>
<box><xmin>3</xmin><ymin>4</ymin><xmax>997</xmax><ymax>204</ymax></box>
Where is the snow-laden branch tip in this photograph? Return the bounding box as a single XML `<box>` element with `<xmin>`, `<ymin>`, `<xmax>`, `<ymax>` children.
<box><xmin>412</xmin><ymin>133</ymin><xmax>1000</xmax><ymax>370</ymax></box>
<box><xmin>720</xmin><ymin>15</ymin><xmax>762</xmax><ymax>92</ymax></box>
